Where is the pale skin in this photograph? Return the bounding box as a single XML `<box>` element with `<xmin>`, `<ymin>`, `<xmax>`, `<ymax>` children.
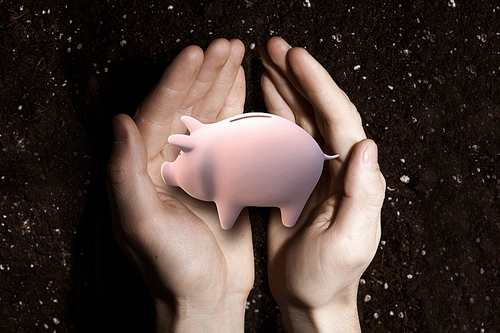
<box><xmin>107</xmin><ymin>37</ymin><xmax>385</xmax><ymax>332</ymax></box>
<box><xmin>261</xmin><ymin>37</ymin><xmax>386</xmax><ymax>332</ymax></box>
<box><xmin>107</xmin><ymin>39</ymin><xmax>253</xmax><ymax>332</ymax></box>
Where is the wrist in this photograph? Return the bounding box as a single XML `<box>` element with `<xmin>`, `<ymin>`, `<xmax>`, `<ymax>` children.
<box><xmin>277</xmin><ymin>295</ymin><xmax>361</xmax><ymax>333</ymax></box>
<box><xmin>154</xmin><ymin>294</ymin><xmax>247</xmax><ymax>333</ymax></box>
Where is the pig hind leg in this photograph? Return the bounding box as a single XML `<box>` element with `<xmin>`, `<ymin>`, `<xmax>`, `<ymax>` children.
<box><xmin>279</xmin><ymin>203</ymin><xmax>306</xmax><ymax>228</ymax></box>
<box><xmin>215</xmin><ymin>201</ymin><xmax>243</xmax><ymax>230</ymax></box>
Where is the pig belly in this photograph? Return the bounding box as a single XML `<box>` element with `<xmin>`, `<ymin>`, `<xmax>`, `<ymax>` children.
<box><xmin>210</xmin><ymin>133</ymin><xmax>325</xmax><ymax>229</ymax></box>
<box><xmin>219</xmin><ymin>156</ymin><xmax>322</xmax><ymax>206</ymax></box>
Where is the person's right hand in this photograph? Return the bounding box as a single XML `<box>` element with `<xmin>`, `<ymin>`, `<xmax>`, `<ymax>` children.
<box><xmin>107</xmin><ymin>39</ymin><xmax>254</xmax><ymax>333</ymax></box>
<box><xmin>260</xmin><ymin>37</ymin><xmax>386</xmax><ymax>332</ymax></box>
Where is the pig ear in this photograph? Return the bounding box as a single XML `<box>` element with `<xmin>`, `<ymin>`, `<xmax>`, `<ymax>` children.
<box><xmin>181</xmin><ymin>116</ymin><xmax>204</xmax><ymax>133</ymax></box>
<box><xmin>168</xmin><ymin>134</ymin><xmax>195</xmax><ymax>152</ymax></box>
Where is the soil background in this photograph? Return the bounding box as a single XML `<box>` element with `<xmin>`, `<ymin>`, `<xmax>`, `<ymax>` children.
<box><xmin>1</xmin><ymin>0</ymin><xmax>499</xmax><ymax>332</ymax></box>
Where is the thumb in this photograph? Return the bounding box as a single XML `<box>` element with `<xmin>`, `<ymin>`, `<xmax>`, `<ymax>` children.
<box><xmin>107</xmin><ymin>114</ymin><xmax>158</xmax><ymax>223</ymax></box>
<box><xmin>343</xmin><ymin>139</ymin><xmax>386</xmax><ymax>213</ymax></box>
<box><xmin>330</xmin><ymin>139</ymin><xmax>386</xmax><ymax>258</ymax></box>
<box><xmin>107</xmin><ymin>114</ymin><xmax>149</xmax><ymax>186</ymax></box>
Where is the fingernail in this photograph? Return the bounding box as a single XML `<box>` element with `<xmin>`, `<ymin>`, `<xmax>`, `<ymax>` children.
<box><xmin>363</xmin><ymin>143</ymin><xmax>379</xmax><ymax>170</ymax></box>
<box><xmin>112</xmin><ymin>117</ymin><xmax>126</xmax><ymax>143</ymax></box>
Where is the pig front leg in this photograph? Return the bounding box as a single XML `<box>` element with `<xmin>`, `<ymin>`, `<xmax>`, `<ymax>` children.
<box><xmin>161</xmin><ymin>162</ymin><xmax>178</xmax><ymax>187</ymax></box>
<box><xmin>215</xmin><ymin>201</ymin><xmax>244</xmax><ymax>230</ymax></box>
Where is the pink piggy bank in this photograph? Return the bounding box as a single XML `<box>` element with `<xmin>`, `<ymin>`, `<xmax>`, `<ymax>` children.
<box><xmin>161</xmin><ymin>113</ymin><xmax>338</xmax><ymax>230</ymax></box>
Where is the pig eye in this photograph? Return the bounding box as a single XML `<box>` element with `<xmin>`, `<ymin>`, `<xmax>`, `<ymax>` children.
<box><xmin>178</xmin><ymin>151</ymin><xmax>182</xmax><ymax>157</ymax></box>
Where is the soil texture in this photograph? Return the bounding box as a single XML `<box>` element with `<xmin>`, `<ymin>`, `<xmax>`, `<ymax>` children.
<box><xmin>1</xmin><ymin>0</ymin><xmax>499</xmax><ymax>332</ymax></box>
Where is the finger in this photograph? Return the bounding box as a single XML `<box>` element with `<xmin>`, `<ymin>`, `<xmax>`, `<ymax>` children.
<box><xmin>193</xmin><ymin>39</ymin><xmax>246</xmax><ymax>123</ymax></box>
<box><xmin>217</xmin><ymin>65</ymin><xmax>246</xmax><ymax>120</ymax></box>
<box><xmin>318</xmin><ymin>140</ymin><xmax>385</xmax><ymax>263</ymax></box>
<box><xmin>177</xmin><ymin>38</ymin><xmax>232</xmax><ymax>113</ymax></box>
<box><xmin>260</xmin><ymin>38</ymin><xmax>295</xmax><ymax>99</ymax></box>
<box><xmin>260</xmin><ymin>38</ymin><xmax>317</xmax><ymax>136</ymax></box>
<box><xmin>286</xmin><ymin>47</ymin><xmax>367</xmax><ymax>158</ymax></box>
<box><xmin>134</xmin><ymin>46</ymin><xmax>204</xmax><ymax>159</ymax></box>
<box><xmin>260</xmin><ymin>71</ymin><xmax>294</xmax><ymax>121</ymax></box>
<box><xmin>262</xmin><ymin>37</ymin><xmax>305</xmax><ymax>97</ymax></box>
<box><xmin>107</xmin><ymin>114</ymin><xmax>163</xmax><ymax>232</ymax></box>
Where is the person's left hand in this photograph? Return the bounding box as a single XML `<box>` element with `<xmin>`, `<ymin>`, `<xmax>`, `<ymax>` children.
<box><xmin>260</xmin><ymin>37</ymin><xmax>386</xmax><ymax>332</ymax></box>
<box><xmin>107</xmin><ymin>39</ymin><xmax>254</xmax><ymax>332</ymax></box>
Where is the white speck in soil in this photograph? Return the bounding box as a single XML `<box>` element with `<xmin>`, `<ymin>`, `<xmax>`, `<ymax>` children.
<box><xmin>400</xmin><ymin>175</ymin><xmax>410</xmax><ymax>183</ymax></box>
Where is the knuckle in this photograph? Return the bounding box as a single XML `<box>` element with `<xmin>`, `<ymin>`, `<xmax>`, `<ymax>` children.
<box><xmin>363</xmin><ymin>175</ymin><xmax>386</xmax><ymax>208</ymax></box>
<box><xmin>341</xmin><ymin>242</ymin><xmax>377</xmax><ymax>272</ymax></box>
<box><xmin>107</xmin><ymin>158</ymin><xmax>126</xmax><ymax>185</ymax></box>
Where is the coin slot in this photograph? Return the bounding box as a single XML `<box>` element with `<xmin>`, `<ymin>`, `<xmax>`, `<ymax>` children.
<box><xmin>230</xmin><ymin>114</ymin><xmax>272</xmax><ymax>122</ymax></box>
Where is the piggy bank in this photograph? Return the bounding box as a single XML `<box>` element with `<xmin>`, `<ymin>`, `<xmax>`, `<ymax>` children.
<box><xmin>161</xmin><ymin>113</ymin><xmax>338</xmax><ymax>230</ymax></box>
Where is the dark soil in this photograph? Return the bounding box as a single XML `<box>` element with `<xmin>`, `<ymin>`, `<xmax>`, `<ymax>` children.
<box><xmin>1</xmin><ymin>0</ymin><xmax>499</xmax><ymax>332</ymax></box>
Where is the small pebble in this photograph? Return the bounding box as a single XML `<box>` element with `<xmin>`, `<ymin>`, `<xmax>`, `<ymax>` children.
<box><xmin>400</xmin><ymin>175</ymin><xmax>410</xmax><ymax>183</ymax></box>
